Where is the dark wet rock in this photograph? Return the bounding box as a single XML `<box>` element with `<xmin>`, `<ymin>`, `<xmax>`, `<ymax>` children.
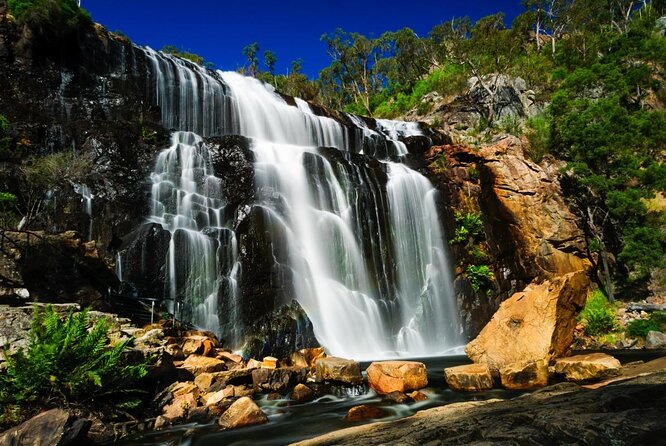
<box><xmin>251</xmin><ymin>366</ymin><xmax>308</xmax><ymax>393</ymax></box>
<box><xmin>0</xmin><ymin>409</ymin><xmax>91</xmax><ymax>446</ymax></box>
<box><xmin>345</xmin><ymin>405</ymin><xmax>389</xmax><ymax>422</ymax></box>
<box><xmin>290</xmin><ymin>383</ymin><xmax>315</xmax><ymax>403</ymax></box>
<box><xmin>316</xmin><ymin>357</ymin><xmax>363</xmax><ymax>385</ymax></box>
<box><xmin>295</xmin><ymin>372</ymin><xmax>666</xmax><ymax>446</ymax></box>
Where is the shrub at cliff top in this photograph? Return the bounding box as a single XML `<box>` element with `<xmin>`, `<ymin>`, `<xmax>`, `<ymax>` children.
<box><xmin>8</xmin><ymin>0</ymin><xmax>91</xmax><ymax>38</ymax></box>
<box><xmin>0</xmin><ymin>305</ymin><xmax>148</xmax><ymax>428</ymax></box>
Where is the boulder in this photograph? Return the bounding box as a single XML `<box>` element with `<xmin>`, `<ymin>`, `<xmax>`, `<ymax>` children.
<box><xmin>345</xmin><ymin>405</ymin><xmax>389</xmax><ymax>422</ymax></box>
<box><xmin>182</xmin><ymin>335</ymin><xmax>209</xmax><ymax>356</ymax></box>
<box><xmin>554</xmin><ymin>353</ymin><xmax>621</xmax><ymax>382</ymax></box>
<box><xmin>162</xmin><ymin>392</ymin><xmax>197</xmax><ymax>421</ymax></box>
<box><xmin>204</xmin><ymin>387</ymin><xmax>235</xmax><ymax>406</ymax></box>
<box><xmin>182</xmin><ymin>355</ymin><xmax>226</xmax><ymax>375</ymax></box>
<box><xmin>466</xmin><ymin>271</ymin><xmax>589</xmax><ymax>372</ymax></box>
<box><xmin>291</xmin><ymin>383</ymin><xmax>315</xmax><ymax>403</ymax></box>
<box><xmin>252</xmin><ymin>367</ymin><xmax>308</xmax><ymax>392</ymax></box>
<box><xmin>315</xmin><ymin>357</ymin><xmax>362</xmax><ymax>385</ymax></box>
<box><xmin>366</xmin><ymin>361</ymin><xmax>428</xmax><ymax>395</ymax></box>
<box><xmin>218</xmin><ymin>396</ymin><xmax>268</xmax><ymax>430</ymax></box>
<box><xmin>645</xmin><ymin>331</ymin><xmax>666</xmax><ymax>349</ymax></box>
<box><xmin>291</xmin><ymin>347</ymin><xmax>326</xmax><ymax>370</ymax></box>
<box><xmin>444</xmin><ymin>364</ymin><xmax>494</xmax><ymax>392</ymax></box>
<box><xmin>0</xmin><ymin>409</ymin><xmax>91</xmax><ymax>446</ymax></box>
<box><xmin>383</xmin><ymin>391</ymin><xmax>409</xmax><ymax>404</ymax></box>
<box><xmin>500</xmin><ymin>360</ymin><xmax>548</xmax><ymax>390</ymax></box>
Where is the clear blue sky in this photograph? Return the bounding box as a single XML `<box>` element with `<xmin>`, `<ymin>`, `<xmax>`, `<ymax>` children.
<box><xmin>85</xmin><ymin>1</ymin><xmax>524</xmax><ymax>78</ymax></box>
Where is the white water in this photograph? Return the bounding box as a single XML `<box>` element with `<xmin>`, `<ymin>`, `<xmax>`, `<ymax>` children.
<box><xmin>74</xmin><ymin>183</ymin><xmax>93</xmax><ymax>241</ymax></box>
<box><xmin>141</xmin><ymin>48</ymin><xmax>461</xmax><ymax>358</ymax></box>
<box><xmin>148</xmin><ymin>131</ymin><xmax>242</xmax><ymax>344</ymax></box>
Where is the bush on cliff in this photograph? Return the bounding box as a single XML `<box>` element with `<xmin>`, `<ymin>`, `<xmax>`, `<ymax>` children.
<box><xmin>7</xmin><ymin>0</ymin><xmax>91</xmax><ymax>38</ymax></box>
<box><xmin>0</xmin><ymin>306</ymin><xmax>148</xmax><ymax>428</ymax></box>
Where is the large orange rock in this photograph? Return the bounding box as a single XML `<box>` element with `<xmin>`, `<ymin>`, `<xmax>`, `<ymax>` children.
<box><xmin>466</xmin><ymin>270</ymin><xmax>589</xmax><ymax>372</ymax></box>
<box><xmin>218</xmin><ymin>396</ymin><xmax>268</xmax><ymax>429</ymax></box>
<box><xmin>366</xmin><ymin>361</ymin><xmax>428</xmax><ymax>395</ymax></box>
<box><xmin>444</xmin><ymin>364</ymin><xmax>494</xmax><ymax>392</ymax></box>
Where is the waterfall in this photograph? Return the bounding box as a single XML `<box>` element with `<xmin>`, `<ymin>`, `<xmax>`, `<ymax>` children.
<box><xmin>74</xmin><ymin>183</ymin><xmax>93</xmax><ymax>241</ymax></box>
<box><xmin>148</xmin><ymin>131</ymin><xmax>242</xmax><ymax>344</ymax></box>
<box><xmin>138</xmin><ymin>48</ymin><xmax>461</xmax><ymax>358</ymax></box>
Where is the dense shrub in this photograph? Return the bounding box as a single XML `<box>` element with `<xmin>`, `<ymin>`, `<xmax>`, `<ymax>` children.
<box><xmin>465</xmin><ymin>264</ymin><xmax>493</xmax><ymax>292</ymax></box>
<box><xmin>626</xmin><ymin>311</ymin><xmax>666</xmax><ymax>339</ymax></box>
<box><xmin>0</xmin><ymin>306</ymin><xmax>147</xmax><ymax>426</ymax></box>
<box><xmin>577</xmin><ymin>290</ymin><xmax>617</xmax><ymax>336</ymax></box>
<box><xmin>7</xmin><ymin>0</ymin><xmax>91</xmax><ymax>38</ymax></box>
<box><xmin>451</xmin><ymin>212</ymin><xmax>484</xmax><ymax>244</ymax></box>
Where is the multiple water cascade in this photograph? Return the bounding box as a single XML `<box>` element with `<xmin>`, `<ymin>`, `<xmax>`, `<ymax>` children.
<box><xmin>148</xmin><ymin>131</ymin><xmax>242</xmax><ymax>344</ymax></box>
<box><xmin>138</xmin><ymin>48</ymin><xmax>462</xmax><ymax>358</ymax></box>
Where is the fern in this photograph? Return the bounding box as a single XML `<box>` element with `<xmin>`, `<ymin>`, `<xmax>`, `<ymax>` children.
<box><xmin>0</xmin><ymin>305</ymin><xmax>148</xmax><ymax>410</ymax></box>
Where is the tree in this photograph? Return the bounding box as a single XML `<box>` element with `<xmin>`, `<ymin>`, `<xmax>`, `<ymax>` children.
<box><xmin>263</xmin><ymin>50</ymin><xmax>277</xmax><ymax>75</ymax></box>
<box><xmin>242</xmin><ymin>42</ymin><xmax>260</xmax><ymax>76</ymax></box>
<box><xmin>320</xmin><ymin>29</ymin><xmax>388</xmax><ymax>115</ymax></box>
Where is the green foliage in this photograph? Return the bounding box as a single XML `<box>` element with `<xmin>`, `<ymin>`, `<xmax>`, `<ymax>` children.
<box><xmin>496</xmin><ymin>114</ymin><xmax>522</xmax><ymax>136</ymax></box>
<box><xmin>161</xmin><ymin>45</ymin><xmax>206</xmax><ymax>66</ymax></box>
<box><xmin>0</xmin><ymin>192</ymin><xmax>18</xmax><ymax>211</ymax></box>
<box><xmin>626</xmin><ymin>311</ymin><xmax>666</xmax><ymax>339</ymax></box>
<box><xmin>242</xmin><ymin>42</ymin><xmax>260</xmax><ymax>76</ymax></box>
<box><xmin>577</xmin><ymin>290</ymin><xmax>617</xmax><ymax>336</ymax></box>
<box><xmin>524</xmin><ymin>114</ymin><xmax>550</xmax><ymax>163</ymax></box>
<box><xmin>23</xmin><ymin>151</ymin><xmax>92</xmax><ymax>190</ymax></box>
<box><xmin>140</xmin><ymin>126</ymin><xmax>158</xmax><ymax>144</ymax></box>
<box><xmin>452</xmin><ymin>212</ymin><xmax>484</xmax><ymax>244</ymax></box>
<box><xmin>7</xmin><ymin>0</ymin><xmax>91</xmax><ymax>39</ymax></box>
<box><xmin>0</xmin><ymin>306</ymin><xmax>147</xmax><ymax>426</ymax></box>
<box><xmin>465</xmin><ymin>264</ymin><xmax>494</xmax><ymax>292</ymax></box>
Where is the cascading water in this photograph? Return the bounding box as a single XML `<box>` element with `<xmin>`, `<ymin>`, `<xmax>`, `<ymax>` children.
<box><xmin>138</xmin><ymin>48</ymin><xmax>461</xmax><ymax>358</ymax></box>
<box><xmin>74</xmin><ymin>183</ymin><xmax>93</xmax><ymax>241</ymax></box>
<box><xmin>148</xmin><ymin>131</ymin><xmax>242</xmax><ymax>344</ymax></box>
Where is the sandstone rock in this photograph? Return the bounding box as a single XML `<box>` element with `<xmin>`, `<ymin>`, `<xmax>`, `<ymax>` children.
<box><xmin>645</xmin><ymin>331</ymin><xmax>666</xmax><ymax>349</ymax></box>
<box><xmin>162</xmin><ymin>392</ymin><xmax>197</xmax><ymax>421</ymax></box>
<box><xmin>0</xmin><ymin>409</ymin><xmax>91</xmax><ymax>446</ymax></box>
<box><xmin>291</xmin><ymin>383</ymin><xmax>315</xmax><ymax>403</ymax></box>
<box><xmin>202</xmin><ymin>339</ymin><xmax>215</xmax><ymax>357</ymax></box>
<box><xmin>154</xmin><ymin>415</ymin><xmax>169</xmax><ymax>430</ymax></box>
<box><xmin>444</xmin><ymin>364</ymin><xmax>494</xmax><ymax>392</ymax></box>
<box><xmin>194</xmin><ymin>373</ymin><xmax>216</xmax><ymax>392</ymax></box>
<box><xmin>366</xmin><ymin>361</ymin><xmax>428</xmax><ymax>395</ymax></box>
<box><xmin>345</xmin><ymin>405</ymin><xmax>389</xmax><ymax>422</ymax></box>
<box><xmin>218</xmin><ymin>396</ymin><xmax>268</xmax><ymax>429</ymax></box>
<box><xmin>500</xmin><ymin>360</ymin><xmax>548</xmax><ymax>390</ymax></box>
<box><xmin>172</xmin><ymin>382</ymin><xmax>199</xmax><ymax>399</ymax></box>
<box><xmin>218</xmin><ymin>351</ymin><xmax>244</xmax><ymax>364</ymax></box>
<box><xmin>182</xmin><ymin>355</ymin><xmax>226</xmax><ymax>375</ymax></box>
<box><xmin>182</xmin><ymin>335</ymin><xmax>209</xmax><ymax>356</ymax></box>
<box><xmin>554</xmin><ymin>353</ymin><xmax>622</xmax><ymax>382</ymax></box>
<box><xmin>204</xmin><ymin>387</ymin><xmax>234</xmax><ymax>406</ymax></box>
<box><xmin>316</xmin><ymin>357</ymin><xmax>363</xmax><ymax>385</ymax></box>
<box><xmin>187</xmin><ymin>406</ymin><xmax>212</xmax><ymax>423</ymax></box>
<box><xmin>262</xmin><ymin>356</ymin><xmax>278</xmax><ymax>369</ymax></box>
<box><xmin>466</xmin><ymin>271</ymin><xmax>589</xmax><ymax>372</ymax></box>
<box><xmin>291</xmin><ymin>347</ymin><xmax>326</xmax><ymax>370</ymax></box>
<box><xmin>410</xmin><ymin>391</ymin><xmax>429</xmax><ymax>402</ymax></box>
<box><xmin>136</xmin><ymin>328</ymin><xmax>164</xmax><ymax>346</ymax></box>
<box><xmin>247</xmin><ymin>358</ymin><xmax>262</xmax><ymax>369</ymax></box>
<box><xmin>165</xmin><ymin>343</ymin><xmax>185</xmax><ymax>360</ymax></box>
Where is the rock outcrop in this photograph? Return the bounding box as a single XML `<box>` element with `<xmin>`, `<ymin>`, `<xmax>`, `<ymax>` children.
<box><xmin>428</xmin><ymin>136</ymin><xmax>590</xmax><ymax>337</ymax></box>
<box><xmin>466</xmin><ymin>271</ymin><xmax>589</xmax><ymax>372</ymax></box>
<box><xmin>0</xmin><ymin>409</ymin><xmax>90</xmax><ymax>446</ymax></box>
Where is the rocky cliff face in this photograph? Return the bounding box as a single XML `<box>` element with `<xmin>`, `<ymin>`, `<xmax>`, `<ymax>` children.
<box><xmin>427</xmin><ymin>136</ymin><xmax>590</xmax><ymax>336</ymax></box>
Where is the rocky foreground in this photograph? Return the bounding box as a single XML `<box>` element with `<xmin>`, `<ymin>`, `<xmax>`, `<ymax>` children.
<box><xmin>296</xmin><ymin>359</ymin><xmax>666</xmax><ymax>446</ymax></box>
